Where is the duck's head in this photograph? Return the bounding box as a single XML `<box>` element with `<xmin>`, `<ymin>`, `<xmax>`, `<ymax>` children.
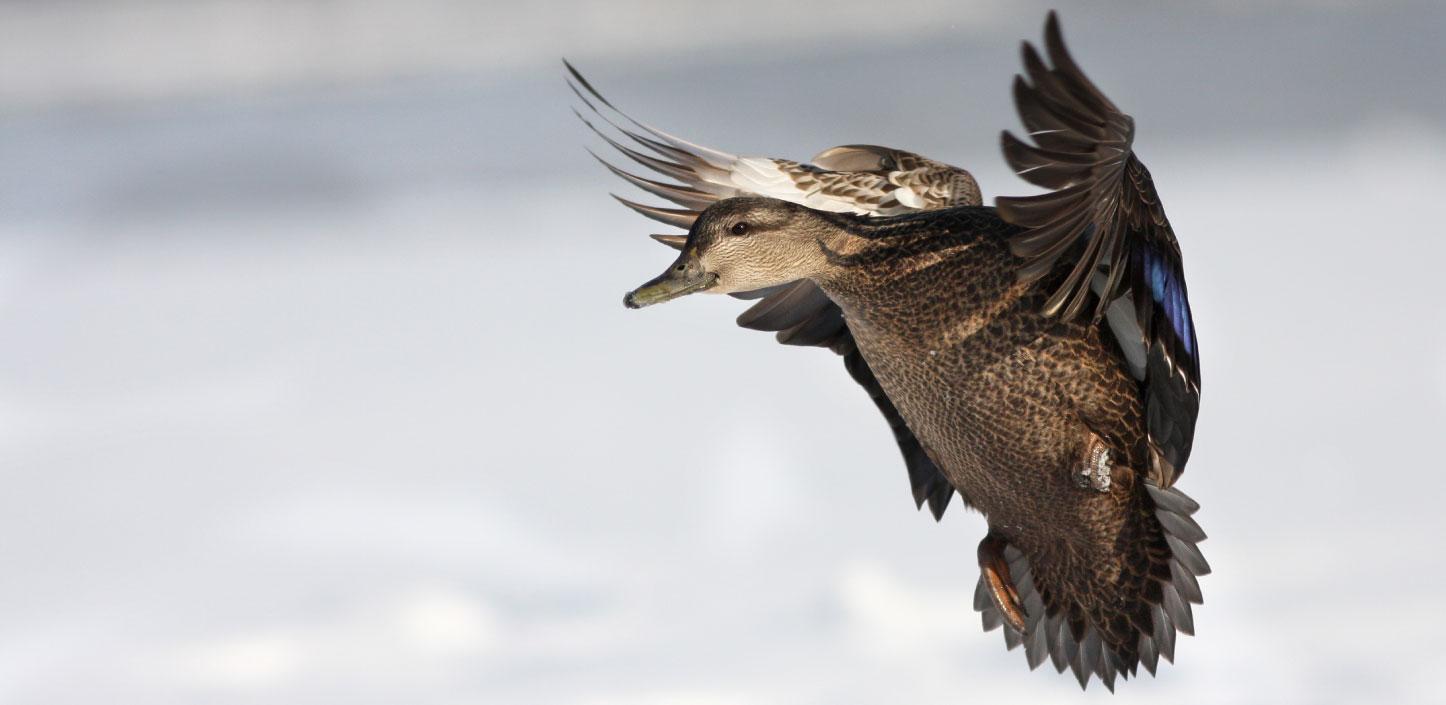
<box><xmin>623</xmin><ymin>197</ymin><xmax>833</xmax><ymax>309</ymax></box>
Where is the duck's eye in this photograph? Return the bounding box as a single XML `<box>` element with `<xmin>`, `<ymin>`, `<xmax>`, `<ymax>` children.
<box><xmin>730</xmin><ymin>221</ymin><xmax>750</xmax><ymax>236</ymax></box>
<box><xmin>879</xmin><ymin>156</ymin><xmax>897</xmax><ymax>170</ymax></box>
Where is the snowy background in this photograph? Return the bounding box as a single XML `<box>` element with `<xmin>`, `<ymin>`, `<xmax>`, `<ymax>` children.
<box><xmin>2</xmin><ymin>1</ymin><xmax>1445</xmax><ymax>703</ymax></box>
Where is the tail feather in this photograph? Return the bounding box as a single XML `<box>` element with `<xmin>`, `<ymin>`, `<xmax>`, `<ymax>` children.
<box><xmin>974</xmin><ymin>481</ymin><xmax>1207</xmax><ymax>691</ymax></box>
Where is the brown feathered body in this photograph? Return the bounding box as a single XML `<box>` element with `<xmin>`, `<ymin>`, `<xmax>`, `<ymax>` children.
<box><xmin>803</xmin><ymin>205</ymin><xmax>1200</xmax><ymax>687</ymax></box>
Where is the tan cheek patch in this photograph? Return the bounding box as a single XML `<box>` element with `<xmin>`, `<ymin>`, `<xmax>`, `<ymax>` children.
<box><xmin>704</xmin><ymin>237</ymin><xmax>817</xmax><ymax>291</ymax></box>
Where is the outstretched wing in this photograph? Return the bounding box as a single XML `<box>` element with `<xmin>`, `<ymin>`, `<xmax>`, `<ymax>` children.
<box><xmin>995</xmin><ymin>12</ymin><xmax>1199</xmax><ymax>487</ymax></box>
<box><xmin>569</xmin><ymin>62</ymin><xmax>967</xmax><ymax>519</ymax></box>
<box><xmin>565</xmin><ymin>61</ymin><xmax>974</xmax><ymax>220</ymax></box>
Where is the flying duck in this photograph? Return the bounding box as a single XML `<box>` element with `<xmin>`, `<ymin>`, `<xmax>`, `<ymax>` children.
<box><xmin>578</xmin><ymin>12</ymin><xmax>1206</xmax><ymax>691</ymax></box>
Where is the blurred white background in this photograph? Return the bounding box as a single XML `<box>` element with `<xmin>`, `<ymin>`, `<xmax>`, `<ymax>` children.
<box><xmin>2</xmin><ymin>1</ymin><xmax>1445</xmax><ymax>703</ymax></box>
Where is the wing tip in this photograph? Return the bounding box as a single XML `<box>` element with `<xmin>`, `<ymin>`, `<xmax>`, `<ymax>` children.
<box><xmin>610</xmin><ymin>194</ymin><xmax>699</xmax><ymax>229</ymax></box>
<box><xmin>1044</xmin><ymin>9</ymin><xmax>1063</xmax><ymax>42</ymax></box>
<box><xmin>649</xmin><ymin>233</ymin><xmax>688</xmax><ymax>250</ymax></box>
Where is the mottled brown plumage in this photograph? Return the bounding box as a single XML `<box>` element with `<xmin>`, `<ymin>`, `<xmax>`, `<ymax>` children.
<box><xmin>803</xmin><ymin>203</ymin><xmax>1204</xmax><ymax>690</ymax></box>
<box><xmin>594</xmin><ymin>12</ymin><xmax>1206</xmax><ymax>692</ymax></box>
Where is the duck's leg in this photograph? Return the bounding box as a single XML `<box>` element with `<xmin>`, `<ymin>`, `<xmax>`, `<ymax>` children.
<box><xmin>978</xmin><ymin>532</ymin><xmax>1028</xmax><ymax>634</ymax></box>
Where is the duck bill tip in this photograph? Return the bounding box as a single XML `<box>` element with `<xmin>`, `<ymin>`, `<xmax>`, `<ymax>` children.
<box><xmin>622</xmin><ymin>268</ymin><xmax>716</xmax><ymax>310</ymax></box>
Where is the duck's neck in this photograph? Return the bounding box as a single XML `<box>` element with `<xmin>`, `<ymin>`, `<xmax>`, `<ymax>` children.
<box><xmin>808</xmin><ymin>210</ymin><xmax>984</xmax><ymax>291</ymax></box>
<box><xmin>807</xmin><ymin>210</ymin><xmax>1027</xmax><ymax>347</ymax></box>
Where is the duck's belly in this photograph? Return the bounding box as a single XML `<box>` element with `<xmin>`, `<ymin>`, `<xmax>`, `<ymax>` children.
<box><xmin>852</xmin><ymin>306</ymin><xmax>1144</xmax><ymax>540</ymax></box>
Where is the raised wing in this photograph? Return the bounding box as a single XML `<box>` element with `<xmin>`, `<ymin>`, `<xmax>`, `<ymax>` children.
<box><xmin>565</xmin><ymin>60</ymin><xmax>980</xmax><ymax>223</ymax></box>
<box><xmin>569</xmin><ymin>61</ymin><xmax>973</xmax><ymax>518</ymax></box>
<box><xmin>995</xmin><ymin>12</ymin><xmax>1199</xmax><ymax>487</ymax></box>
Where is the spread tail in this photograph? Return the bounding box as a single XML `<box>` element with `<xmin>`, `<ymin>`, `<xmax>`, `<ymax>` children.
<box><xmin>972</xmin><ymin>482</ymin><xmax>1209</xmax><ymax>691</ymax></box>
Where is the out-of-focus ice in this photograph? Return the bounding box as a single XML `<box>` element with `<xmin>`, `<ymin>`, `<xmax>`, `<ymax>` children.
<box><xmin>1</xmin><ymin>2</ymin><xmax>1444</xmax><ymax>704</ymax></box>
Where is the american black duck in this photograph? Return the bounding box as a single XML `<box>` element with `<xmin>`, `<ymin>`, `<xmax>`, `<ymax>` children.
<box><xmin>581</xmin><ymin>12</ymin><xmax>1206</xmax><ymax>691</ymax></box>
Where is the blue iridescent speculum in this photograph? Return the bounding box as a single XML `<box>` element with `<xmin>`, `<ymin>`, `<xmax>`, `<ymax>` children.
<box><xmin>1145</xmin><ymin>249</ymin><xmax>1193</xmax><ymax>356</ymax></box>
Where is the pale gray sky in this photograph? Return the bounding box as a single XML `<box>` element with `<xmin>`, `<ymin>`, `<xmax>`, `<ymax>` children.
<box><xmin>1</xmin><ymin>1</ymin><xmax>1444</xmax><ymax>703</ymax></box>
